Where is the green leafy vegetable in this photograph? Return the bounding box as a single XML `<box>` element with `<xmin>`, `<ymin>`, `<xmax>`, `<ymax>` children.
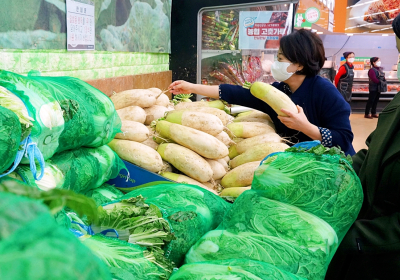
<box><xmin>0</xmin><ymin>176</ymin><xmax>98</xmax><ymax>223</ymax></box>
<box><xmin>253</xmin><ymin>148</ymin><xmax>363</xmax><ymax>241</ymax></box>
<box><xmin>186</xmin><ymin>190</ymin><xmax>337</xmax><ymax>280</ymax></box>
<box><xmin>120</xmin><ymin>183</ymin><xmax>232</xmax><ymax>266</ymax></box>
<box><xmin>80</xmin><ymin>234</ymin><xmax>173</xmax><ymax>280</ymax></box>
<box><xmin>171</xmin><ymin>94</ymin><xmax>193</xmax><ymax>105</ymax></box>
<box><xmin>285</xmin><ymin>143</ymin><xmax>353</xmax><ymax>164</ymax></box>
<box><xmin>0</xmin><ymin>191</ymin><xmax>111</xmax><ymax>280</ymax></box>
<box><xmin>0</xmin><ymin>85</ymin><xmax>33</xmax><ymax>140</ymax></box>
<box><xmin>0</xmin><ymin>106</ymin><xmax>21</xmax><ymax>174</ymax></box>
<box><xmin>91</xmin><ymin>195</ymin><xmax>175</xmax><ymax>249</ymax></box>
<box><xmin>84</xmin><ymin>183</ymin><xmax>124</xmax><ymax>206</ymax></box>
<box><xmin>170</xmin><ymin>259</ymin><xmax>307</xmax><ymax>280</ymax></box>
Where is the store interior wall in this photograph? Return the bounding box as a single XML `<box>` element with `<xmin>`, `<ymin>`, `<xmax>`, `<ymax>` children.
<box><xmin>321</xmin><ymin>34</ymin><xmax>399</xmax><ymax>71</ymax></box>
<box><xmin>0</xmin><ymin>50</ymin><xmax>169</xmax><ymax>81</ymax></box>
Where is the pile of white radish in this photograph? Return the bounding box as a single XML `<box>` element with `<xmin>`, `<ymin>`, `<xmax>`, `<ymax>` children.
<box><xmin>219</xmin><ymin>109</ymin><xmax>289</xmax><ymax>200</ymax></box>
<box><xmin>108</xmin><ymin>87</ymin><xmax>289</xmax><ymax>198</ymax></box>
<box><xmin>108</xmin><ymin>87</ymin><xmax>173</xmax><ymax>173</ymax></box>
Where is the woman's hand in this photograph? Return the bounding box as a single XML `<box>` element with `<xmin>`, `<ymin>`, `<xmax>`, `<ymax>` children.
<box><xmin>168</xmin><ymin>80</ymin><xmax>194</xmax><ymax>95</ymax></box>
<box><xmin>278</xmin><ymin>105</ymin><xmax>322</xmax><ymax>141</ymax></box>
<box><xmin>278</xmin><ymin>105</ymin><xmax>310</xmax><ymax>131</ymax></box>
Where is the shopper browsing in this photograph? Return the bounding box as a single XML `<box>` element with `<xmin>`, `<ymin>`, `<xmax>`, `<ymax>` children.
<box><xmin>325</xmin><ymin>13</ymin><xmax>400</xmax><ymax>280</ymax></box>
<box><xmin>335</xmin><ymin>51</ymin><xmax>355</xmax><ymax>103</ymax></box>
<box><xmin>364</xmin><ymin>57</ymin><xmax>386</xmax><ymax>119</ymax></box>
<box><xmin>169</xmin><ymin>29</ymin><xmax>355</xmax><ymax>156</ymax></box>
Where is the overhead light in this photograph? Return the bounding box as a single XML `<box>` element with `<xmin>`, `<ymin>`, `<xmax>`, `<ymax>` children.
<box><xmin>304</xmin><ymin>27</ymin><xmax>312</xmax><ymax>29</ymax></box>
<box><xmin>317</xmin><ymin>31</ymin><xmax>323</xmax><ymax>34</ymax></box>
<box><xmin>311</xmin><ymin>29</ymin><xmax>318</xmax><ymax>32</ymax></box>
<box><xmin>382</xmin><ymin>34</ymin><xmax>389</xmax><ymax>36</ymax></box>
<box><xmin>347</xmin><ymin>33</ymin><xmax>354</xmax><ymax>36</ymax></box>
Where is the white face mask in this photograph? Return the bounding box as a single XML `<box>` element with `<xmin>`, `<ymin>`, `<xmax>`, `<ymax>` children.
<box><xmin>375</xmin><ymin>61</ymin><xmax>381</xmax><ymax>67</ymax></box>
<box><xmin>347</xmin><ymin>58</ymin><xmax>355</xmax><ymax>63</ymax></box>
<box><xmin>271</xmin><ymin>61</ymin><xmax>295</xmax><ymax>82</ymax></box>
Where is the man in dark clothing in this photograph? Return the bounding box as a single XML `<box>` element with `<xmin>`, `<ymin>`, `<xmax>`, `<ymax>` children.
<box><xmin>325</xmin><ymin>14</ymin><xmax>400</xmax><ymax>280</ymax></box>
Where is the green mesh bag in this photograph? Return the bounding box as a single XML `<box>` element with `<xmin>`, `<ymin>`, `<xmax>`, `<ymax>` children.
<box><xmin>80</xmin><ymin>234</ymin><xmax>173</xmax><ymax>280</ymax></box>
<box><xmin>186</xmin><ymin>145</ymin><xmax>363</xmax><ymax>280</ymax></box>
<box><xmin>0</xmin><ymin>106</ymin><xmax>21</xmax><ymax>174</ymax></box>
<box><xmin>170</xmin><ymin>259</ymin><xmax>307</xmax><ymax>280</ymax></box>
<box><xmin>84</xmin><ymin>183</ymin><xmax>124</xmax><ymax>206</ymax></box>
<box><xmin>0</xmin><ymin>192</ymin><xmax>112</xmax><ymax>280</ymax></box>
<box><xmin>186</xmin><ymin>190</ymin><xmax>336</xmax><ymax>280</ymax></box>
<box><xmin>252</xmin><ymin>146</ymin><xmax>363</xmax><ymax>241</ymax></box>
<box><xmin>121</xmin><ymin>183</ymin><xmax>232</xmax><ymax>266</ymax></box>
<box><xmin>0</xmin><ymin>70</ymin><xmax>121</xmax><ymax>165</ymax></box>
<box><xmin>14</xmin><ymin>145</ymin><xmax>126</xmax><ymax>194</ymax></box>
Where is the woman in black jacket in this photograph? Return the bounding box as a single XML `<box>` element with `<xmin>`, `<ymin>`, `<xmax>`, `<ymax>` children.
<box><xmin>364</xmin><ymin>57</ymin><xmax>386</xmax><ymax>119</ymax></box>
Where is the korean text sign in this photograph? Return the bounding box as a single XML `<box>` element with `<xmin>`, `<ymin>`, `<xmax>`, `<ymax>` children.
<box><xmin>66</xmin><ymin>0</ymin><xmax>95</xmax><ymax>51</ymax></box>
<box><xmin>239</xmin><ymin>11</ymin><xmax>289</xmax><ymax>50</ymax></box>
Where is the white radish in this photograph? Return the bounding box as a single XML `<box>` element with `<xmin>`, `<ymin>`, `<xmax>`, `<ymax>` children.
<box><xmin>156</xmin><ymin>121</ymin><xmax>228</xmax><ymax>160</ymax></box>
<box><xmin>157</xmin><ymin>143</ymin><xmax>213</xmax><ymax>183</ymax></box>
<box><xmin>165</xmin><ymin>110</ymin><xmax>224</xmax><ymax>136</ymax></box>
<box><xmin>221</xmin><ymin>161</ymin><xmax>260</xmax><ymax>188</ymax></box>
<box><xmin>230</xmin><ymin>142</ymin><xmax>290</xmax><ymax>168</ymax></box>
<box><xmin>226</xmin><ymin>122</ymin><xmax>275</xmax><ymax>138</ymax></box>
<box><xmin>160</xmin><ymin>171</ymin><xmax>217</xmax><ymax>195</ymax></box>
<box><xmin>111</xmin><ymin>89</ymin><xmax>157</xmax><ymax>110</ymax></box>
<box><xmin>236</xmin><ymin>133</ymin><xmax>283</xmax><ymax>154</ymax></box>
<box><xmin>206</xmin><ymin>159</ymin><xmax>227</xmax><ymax>180</ymax></box>
<box><xmin>115</xmin><ymin>121</ymin><xmax>149</xmax><ymax>142</ymax></box>
<box><xmin>117</xmin><ymin>106</ymin><xmax>146</xmax><ymax>124</ymax></box>
<box><xmin>143</xmin><ymin>105</ymin><xmax>171</xmax><ymax>125</ymax></box>
<box><xmin>108</xmin><ymin>139</ymin><xmax>164</xmax><ymax>173</ymax></box>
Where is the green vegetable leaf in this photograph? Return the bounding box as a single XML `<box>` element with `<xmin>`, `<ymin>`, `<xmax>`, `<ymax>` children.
<box><xmin>285</xmin><ymin>144</ymin><xmax>353</xmax><ymax>164</ymax></box>
<box><xmin>0</xmin><ymin>177</ymin><xmax>98</xmax><ymax>222</ymax></box>
<box><xmin>171</xmin><ymin>94</ymin><xmax>193</xmax><ymax>105</ymax></box>
<box><xmin>92</xmin><ymin>195</ymin><xmax>175</xmax><ymax>250</ymax></box>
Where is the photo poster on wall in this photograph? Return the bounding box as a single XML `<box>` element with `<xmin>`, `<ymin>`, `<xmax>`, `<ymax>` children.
<box><xmin>239</xmin><ymin>11</ymin><xmax>289</xmax><ymax>50</ymax></box>
<box><xmin>345</xmin><ymin>0</ymin><xmax>399</xmax><ymax>34</ymax></box>
<box><xmin>0</xmin><ymin>0</ymin><xmax>172</xmax><ymax>53</ymax></box>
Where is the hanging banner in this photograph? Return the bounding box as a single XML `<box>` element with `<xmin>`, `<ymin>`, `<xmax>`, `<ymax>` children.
<box><xmin>345</xmin><ymin>0</ymin><xmax>400</xmax><ymax>34</ymax></box>
<box><xmin>295</xmin><ymin>0</ymin><xmax>335</xmax><ymax>31</ymax></box>
<box><xmin>66</xmin><ymin>0</ymin><xmax>95</xmax><ymax>51</ymax></box>
<box><xmin>239</xmin><ymin>11</ymin><xmax>289</xmax><ymax>50</ymax></box>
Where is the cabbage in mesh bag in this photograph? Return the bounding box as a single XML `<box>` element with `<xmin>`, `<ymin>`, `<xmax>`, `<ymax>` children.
<box><xmin>0</xmin><ymin>191</ymin><xmax>111</xmax><ymax>280</ymax></box>
<box><xmin>84</xmin><ymin>183</ymin><xmax>124</xmax><ymax>206</ymax></box>
<box><xmin>0</xmin><ymin>106</ymin><xmax>21</xmax><ymax>174</ymax></box>
<box><xmin>93</xmin><ymin>183</ymin><xmax>231</xmax><ymax>266</ymax></box>
<box><xmin>170</xmin><ymin>259</ymin><xmax>307</xmax><ymax>280</ymax></box>
<box><xmin>185</xmin><ymin>190</ymin><xmax>336</xmax><ymax>280</ymax></box>
<box><xmin>14</xmin><ymin>145</ymin><xmax>126</xmax><ymax>194</ymax></box>
<box><xmin>80</xmin><ymin>234</ymin><xmax>173</xmax><ymax>280</ymax></box>
<box><xmin>0</xmin><ymin>70</ymin><xmax>121</xmax><ymax>164</ymax></box>
<box><xmin>252</xmin><ymin>145</ymin><xmax>363</xmax><ymax>241</ymax></box>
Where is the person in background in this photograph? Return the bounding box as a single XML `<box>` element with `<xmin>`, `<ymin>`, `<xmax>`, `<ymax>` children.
<box><xmin>325</xmin><ymin>13</ymin><xmax>400</xmax><ymax>280</ymax></box>
<box><xmin>335</xmin><ymin>51</ymin><xmax>355</xmax><ymax>103</ymax></box>
<box><xmin>169</xmin><ymin>29</ymin><xmax>355</xmax><ymax>155</ymax></box>
<box><xmin>364</xmin><ymin>57</ymin><xmax>386</xmax><ymax>119</ymax></box>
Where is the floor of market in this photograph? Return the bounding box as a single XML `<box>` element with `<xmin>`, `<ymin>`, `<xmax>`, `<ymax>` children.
<box><xmin>351</xmin><ymin>113</ymin><xmax>378</xmax><ymax>152</ymax></box>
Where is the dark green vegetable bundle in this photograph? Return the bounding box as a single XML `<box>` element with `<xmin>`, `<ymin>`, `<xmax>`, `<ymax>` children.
<box><xmin>92</xmin><ymin>183</ymin><xmax>231</xmax><ymax>266</ymax></box>
<box><xmin>0</xmin><ymin>106</ymin><xmax>21</xmax><ymax>174</ymax></box>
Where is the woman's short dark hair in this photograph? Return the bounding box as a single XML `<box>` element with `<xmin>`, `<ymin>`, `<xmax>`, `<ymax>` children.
<box><xmin>370</xmin><ymin>57</ymin><xmax>379</xmax><ymax>66</ymax></box>
<box><xmin>343</xmin><ymin>52</ymin><xmax>355</xmax><ymax>59</ymax></box>
<box><xmin>279</xmin><ymin>29</ymin><xmax>325</xmax><ymax>77</ymax></box>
